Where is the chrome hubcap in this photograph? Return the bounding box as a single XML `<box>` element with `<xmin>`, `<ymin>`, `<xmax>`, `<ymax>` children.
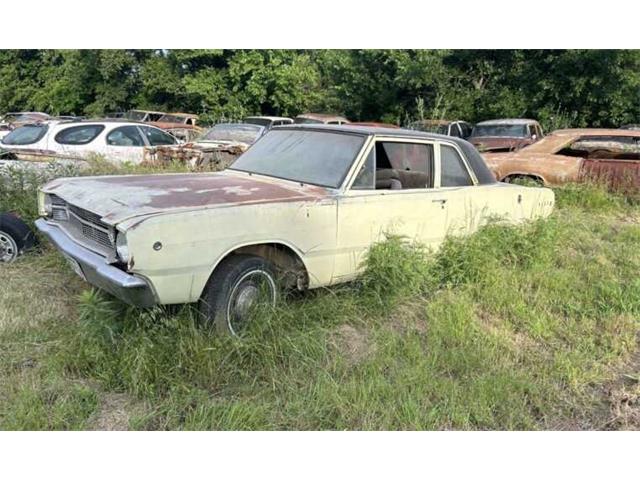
<box><xmin>0</xmin><ymin>231</ymin><xmax>18</xmax><ymax>263</ymax></box>
<box><xmin>227</xmin><ymin>270</ymin><xmax>276</xmax><ymax>336</ymax></box>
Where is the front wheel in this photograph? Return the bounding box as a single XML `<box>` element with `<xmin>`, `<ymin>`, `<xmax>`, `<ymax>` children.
<box><xmin>0</xmin><ymin>213</ymin><xmax>35</xmax><ymax>263</ymax></box>
<box><xmin>199</xmin><ymin>254</ymin><xmax>278</xmax><ymax>336</ymax></box>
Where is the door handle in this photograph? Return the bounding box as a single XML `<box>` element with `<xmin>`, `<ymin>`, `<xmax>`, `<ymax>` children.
<box><xmin>432</xmin><ymin>199</ymin><xmax>448</xmax><ymax>204</ymax></box>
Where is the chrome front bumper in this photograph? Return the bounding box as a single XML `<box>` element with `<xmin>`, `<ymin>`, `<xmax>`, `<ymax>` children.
<box><xmin>35</xmin><ymin>219</ymin><xmax>157</xmax><ymax>308</ymax></box>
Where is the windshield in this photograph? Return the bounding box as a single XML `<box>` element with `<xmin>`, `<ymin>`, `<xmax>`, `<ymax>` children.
<box><xmin>230</xmin><ymin>129</ymin><xmax>366</xmax><ymax>188</ymax></box>
<box><xmin>158</xmin><ymin>114</ymin><xmax>188</xmax><ymax>124</ymax></box>
<box><xmin>126</xmin><ymin>111</ymin><xmax>149</xmax><ymax>121</ymax></box>
<box><xmin>201</xmin><ymin>124</ymin><xmax>263</xmax><ymax>144</ymax></box>
<box><xmin>1</xmin><ymin>124</ymin><xmax>49</xmax><ymax>145</ymax></box>
<box><xmin>410</xmin><ymin>121</ymin><xmax>449</xmax><ymax>134</ymax></box>
<box><xmin>244</xmin><ymin>117</ymin><xmax>272</xmax><ymax>128</ymax></box>
<box><xmin>294</xmin><ymin>117</ymin><xmax>323</xmax><ymax>124</ymax></box>
<box><xmin>471</xmin><ymin>124</ymin><xmax>528</xmax><ymax>138</ymax></box>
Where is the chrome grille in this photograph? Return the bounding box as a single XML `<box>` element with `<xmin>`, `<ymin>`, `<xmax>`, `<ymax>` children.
<box><xmin>47</xmin><ymin>194</ymin><xmax>115</xmax><ymax>254</ymax></box>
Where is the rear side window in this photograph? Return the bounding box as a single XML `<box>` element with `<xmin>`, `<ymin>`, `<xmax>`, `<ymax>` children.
<box><xmin>106</xmin><ymin>126</ymin><xmax>144</xmax><ymax>146</ymax></box>
<box><xmin>55</xmin><ymin>125</ymin><xmax>105</xmax><ymax>145</ymax></box>
<box><xmin>2</xmin><ymin>124</ymin><xmax>48</xmax><ymax>145</ymax></box>
<box><xmin>440</xmin><ymin>144</ymin><xmax>473</xmax><ymax>187</ymax></box>
<box><xmin>140</xmin><ymin>126</ymin><xmax>176</xmax><ymax>146</ymax></box>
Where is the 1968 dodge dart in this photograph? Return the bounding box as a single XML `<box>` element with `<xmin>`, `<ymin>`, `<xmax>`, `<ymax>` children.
<box><xmin>36</xmin><ymin>125</ymin><xmax>555</xmax><ymax>335</ymax></box>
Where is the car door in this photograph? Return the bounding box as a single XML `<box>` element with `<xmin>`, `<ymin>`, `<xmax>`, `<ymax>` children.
<box><xmin>52</xmin><ymin>124</ymin><xmax>106</xmax><ymax>160</ymax></box>
<box><xmin>437</xmin><ymin>143</ymin><xmax>481</xmax><ymax>237</ymax></box>
<box><xmin>103</xmin><ymin>125</ymin><xmax>147</xmax><ymax>164</ymax></box>
<box><xmin>579</xmin><ymin>135</ymin><xmax>640</xmax><ymax>191</ymax></box>
<box><xmin>333</xmin><ymin>137</ymin><xmax>449</xmax><ymax>282</ymax></box>
<box><xmin>139</xmin><ymin>125</ymin><xmax>178</xmax><ymax>147</ymax></box>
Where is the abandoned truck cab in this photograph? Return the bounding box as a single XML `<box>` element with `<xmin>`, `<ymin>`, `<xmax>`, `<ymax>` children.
<box><xmin>36</xmin><ymin>125</ymin><xmax>555</xmax><ymax>335</ymax></box>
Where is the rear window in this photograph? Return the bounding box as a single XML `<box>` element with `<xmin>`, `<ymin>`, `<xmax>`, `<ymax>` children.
<box><xmin>54</xmin><ymin>125</ymin><xmax>105</xmax><ymax>145</ymax></box>
<box><xmin>1</xmin><ymin>124</ymin><xmax>49</xmax><ymax>145</ymax></box>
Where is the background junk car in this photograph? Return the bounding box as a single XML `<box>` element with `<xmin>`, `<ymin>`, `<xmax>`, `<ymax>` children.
<box><xmin>469</xmin><ymin>119</ymin><xmax>543</xmax><ymax>153</ymax></box>
<box><xmin>144</xmin><ymin>122</ymin><xmax>265</xmax><ymax>169</ymax></box>
<box><xmin>1</xmin><ymin>120</ymin><xmax>178</xmax><ymax>164</ymax></box>
<box><xmin>483</xmin><ymin>128</ymin><xmax>640</xmax><ymax>190</ymax></box>
<box><xmin>36</xmin><ymin>125</ymin><xmax>555</xmax><ymax>336</ymax></box>
<box><xmin>408</xmin><ymin>119</ymin><xmax>473</xmax><ymax>139</ymax></box>
<box><xmin>124</xmin><ymin>109</ymin><xmax>165</xmax><ymax>123</ymax></box>
<box><xmin>0</xmin><ymin>112</ymin><xmax>51</xmax><ymax>140</ymax></box>
<box><xmin>243</xmin><ymin>116</ymin><xmax>294</xmax><ymax>130</ymax></box>
<box><xmin>149</xmin><ymin>112</ymin><xmax>202</xmax><ymax>142</ymax></box>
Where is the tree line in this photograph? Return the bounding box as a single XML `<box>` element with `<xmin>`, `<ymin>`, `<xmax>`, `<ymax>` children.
<box><xmin>1</xmin><ymin>49</ymin><xmax>639</xmax><ymax>130</ymax></box>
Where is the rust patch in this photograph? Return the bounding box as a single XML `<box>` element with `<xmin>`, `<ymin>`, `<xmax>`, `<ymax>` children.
<box><xmin>44</xmin><ymin>171</ymin><xmax>330</xmax><ymax>224</ymax></box>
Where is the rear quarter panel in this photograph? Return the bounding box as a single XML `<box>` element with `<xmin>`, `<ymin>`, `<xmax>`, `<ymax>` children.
<box><xmin>446</xmin><ymin>182</ymin><xmax>555</xmax><ymax>238</ymax></box>
<box><xmin>580</xmin><ymin>158</ymin><xmax>640</xmax><ymax>191</ymax></box>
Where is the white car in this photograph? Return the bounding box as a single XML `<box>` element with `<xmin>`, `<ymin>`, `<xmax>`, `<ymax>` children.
<box><xmin>37</xmin><ymin>125</ymin><xmax>555</xmax><ymax>335</ymax></box>
<box><xmin>0</xmin><ymin>120</ymin><xmax>178</xmax><ymax>164</ymax></box>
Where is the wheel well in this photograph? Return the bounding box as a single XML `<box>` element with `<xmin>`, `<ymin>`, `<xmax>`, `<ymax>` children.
<box><xmin>502</xmin><ymin>173</ymin><xmax>546</xmax><ymax>185</ymax></box>
<box><xmin>221</xmin><ymin>243</ymin><xmax>309</xmax><ymax>290</ymax></box>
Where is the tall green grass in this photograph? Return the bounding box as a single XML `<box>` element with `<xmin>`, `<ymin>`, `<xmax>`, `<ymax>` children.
<box><xmin>1</xmin><ymin>182</ymin><xmax>639</xmax><ymax>430</ymax></box>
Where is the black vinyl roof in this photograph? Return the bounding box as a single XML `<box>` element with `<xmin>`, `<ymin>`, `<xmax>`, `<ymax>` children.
<box><xmin>275</xmin><ymin>124</ymin><xmax>497</xmax><ymax>185</ymax></box>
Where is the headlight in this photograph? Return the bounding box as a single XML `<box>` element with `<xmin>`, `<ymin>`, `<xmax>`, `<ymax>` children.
<box><xmin>40</xmin><ymin>192</ymin><xmax>52</xmax><ymax>217</ymax></box>
<box><xmin>116</xmin><ymin>232</ymin><xmax>129</xmax><ymax>263</ymax></box>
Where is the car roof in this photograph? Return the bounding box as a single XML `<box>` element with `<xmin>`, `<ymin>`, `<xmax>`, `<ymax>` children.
<box><xmin>411</xmin><ymin>119</ymin><xmax>454</xmax><ymax>126</ymax></box>
<box><xmin>58</xmin><ymin>118</ymin><xmax>152</xmax><ymax>126</ymax></box>
<box><xmin>276</xmin><ymin>123</ymin><xmax>464</xmax><ymax>141</ymax></box>
<box><xmin>476</xmin><ymin>119</ymin><xmax>538</xmax><ymax>126</ymax></box>
<box><xmin>210</xmin><ymin>122</ymin><xmax>264</xmax><ymax>129</ymax></box>
<box><xmin>296</xmin><ymin>113</ymin><xmax>349</xmax><ymax>121</ymax></box>
<box><xmin>163</xmin><ymin>112</ymin><xmax>199</xmax><ymax>118</ymax></box>
<box><xmin>245</xmin><ymin>116</ymin><xmax>293</xmax><ymax>122</ymax></box>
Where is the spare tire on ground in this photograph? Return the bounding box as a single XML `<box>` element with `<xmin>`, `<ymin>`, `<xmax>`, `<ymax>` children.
<box><xmin>0</xmin><ymin>213</ymin><xmax>36</xmax><ymax>263</ymax></box>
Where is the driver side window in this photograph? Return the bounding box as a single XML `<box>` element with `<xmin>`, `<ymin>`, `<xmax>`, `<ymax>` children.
<box><xmin>106</xmin><ymin>126</ymin><xmax>144</xmax><ymax>147</ymax></box>
<box><xmin>352</xmin><ymin>141</ymin><xmax>434</xmax><ymax>190</ymax></box>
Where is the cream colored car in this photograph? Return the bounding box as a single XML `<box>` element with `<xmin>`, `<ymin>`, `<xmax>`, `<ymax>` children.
<box><xmin>36</xmin><ymin>125</ymin><xmax>554</xmax><ymax>335</ymax></box>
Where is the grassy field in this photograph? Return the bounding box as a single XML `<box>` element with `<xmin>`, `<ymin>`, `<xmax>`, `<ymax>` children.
<box><xmin>1</xmin><ymin>169</ymin><xmax>639</xmax><ymax>429</ymax></box>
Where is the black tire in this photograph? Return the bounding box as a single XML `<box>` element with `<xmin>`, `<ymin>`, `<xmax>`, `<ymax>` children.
<box><xmin>0</xmin><ymin>213</ymin><xmax>35</xmax><ymax>263</ymax></box>
<box><xmin>198</xmin><ymin>254</ymin><xmax>278</xmax><ymax>336</ymax></box>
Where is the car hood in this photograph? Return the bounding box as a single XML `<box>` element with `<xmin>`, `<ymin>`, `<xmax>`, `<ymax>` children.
<box><xmin>42</xmin><ymin>170</ymin><xmax>330</xmax><ymax>225</ymax></box>
<box><xmin>469</xmin><ymin>136</ymin><xmax>533</xmax><ymax>151</ymax></box>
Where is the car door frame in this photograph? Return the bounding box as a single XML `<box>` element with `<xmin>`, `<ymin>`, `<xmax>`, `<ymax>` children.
<box><xmin>101</xmin><ymin>123</ymin><xmax>149</xmax><ymax>164</ymax></box>
<box><xmin>332</xmin><ymin>134</ymin><xmax>478</xmax><ymax>282</ymax></box>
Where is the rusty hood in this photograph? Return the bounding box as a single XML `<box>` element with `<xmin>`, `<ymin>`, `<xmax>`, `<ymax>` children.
<box><xmin>469</xmin><ymin>136</ymin><xmax>534</xmax><ymax>152</ymax></box>
<box><xmin>42</xmin><ymin>171</ymin><xmax>330</xmax><ymax>225</ymax></box>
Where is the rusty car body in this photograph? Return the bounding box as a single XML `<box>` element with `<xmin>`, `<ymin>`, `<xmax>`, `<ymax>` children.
<box><xmin>408</xmin><ymin>119</ymin><xmax>473</xmax><ymax>139</ymax></box>
<box><xmin>483</xmin><ymin>128</ymin><xmax>640</xmax><ymax>190</ymax></box>
<box><xmin>125</xmin><ymin>110</ymin><xmax>165</xmax><ymax>123</ymax></box>
<box><xmin>36</xmin><ymin>125</ymin><xmax>554</xmax><ymax>335</ymax></box>
<box><xmin>148</xmin><ymin>113</ymin><xmax>202</xmax><ymax>142</ymax></box>
<box><xmin>143</xmin><ymin>123</ymin><xmax>265</xmax><ymax>169</ymax></box>
<box><xmin>469</xmin><ymin>119</ymin><xmax>543</xmax><ymax>153</ymax></box>
<box><xmin>294</xmin><ymin>113</ymin><xmax>350</xmax><ymax>125</ymax></box>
